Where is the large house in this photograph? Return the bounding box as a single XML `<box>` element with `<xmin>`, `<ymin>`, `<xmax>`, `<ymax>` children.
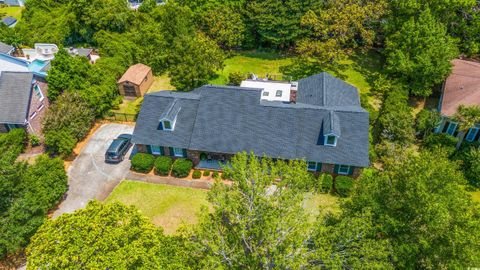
<box><xmin>436</xmin><ymin>59</ymin><xmax>480</xmax><ymax>142</ymax></box>
<box><xmin>0</xmin><ymin>72</ymin><xmax>49</xmax><ymax>135</ymax></box>
<box><xmin>132</xmin><ymin>72</ymin><xmax>370</xmax><ymax>177</ymax></box>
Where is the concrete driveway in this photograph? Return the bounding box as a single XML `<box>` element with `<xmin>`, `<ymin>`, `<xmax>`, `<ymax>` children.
<box><xmin>53</xmin><ymin>123</ymin><xmax>135</xmax><ymax>217</ymax></box>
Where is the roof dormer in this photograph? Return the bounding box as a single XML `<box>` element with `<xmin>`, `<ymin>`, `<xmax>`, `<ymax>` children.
<box><xmin>323</xmin><ymin>111</ymin><xmax>340</xmax><ymax>147</ymax></box>
<box><xmin>158</xmin><ymin>99</ymin><xmax>181</xmax><ymax>131</ymax></box>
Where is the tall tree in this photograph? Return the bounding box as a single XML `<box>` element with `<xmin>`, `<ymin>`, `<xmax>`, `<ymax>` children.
<box><xmin>452</xmin><ymin>105</ymin><xmax>480</xmax><ymax>149</ymax></box>
<box><xmin>27</xmin><ymin>201</ymin><xmax>190</xmax><ymax>269</ymax></box>
<box><xmin>384</xmin><ymin>8</ymin><xmax>458</xmax><ymax>96</ymax></box>
<box><xmin>344</xmin><ymin>150</ymin><xmax>480</xmax><ymax>269</ymax></box>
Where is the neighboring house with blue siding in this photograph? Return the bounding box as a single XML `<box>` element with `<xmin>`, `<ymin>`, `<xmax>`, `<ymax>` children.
<box><xmin>132</xmin><ymin>72</ymin><xmax>370</xmax><ymax>177</ymax></box>
<box><xmin>436</xmin><ymin>59</ymin><xmax>480</xmax><ymax>142</ymax></box>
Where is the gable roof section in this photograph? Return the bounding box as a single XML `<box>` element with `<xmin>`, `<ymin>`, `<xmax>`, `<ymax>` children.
<box><xmin>117</xmin><ymin>63</ymin><xmax>151</xmax><ymax>85</ymax></box>
<box><xmin>0</xmin><ymin>42</ymin><xmax>14</xmax><ymax>54</ymax></box>
<box><xmin>2</xmin><ymin>16</ymin><xmax>17</xmax><ymax>27</ymax></box>
<box><xmin>133</xmin><ymin>74</ymin><xmax>370</xmax><ymax>167</ymax></box>
<box><xmin>0</xmin><ymin>72</ymin><xmax>33</xmax><ymax>124</ymax></box>
<box><xmin>297</xmin><ymin>72</ymin><xmax>360</xmax><ymax>107</ymax></box>
<box><xmin>0</xmin><ymin>53</ymin><xmax>29</xmax><ymax>75</ymax></box>
<box><xmin>440</xmin><ymin>59</ymin><xmax>480</xmax><ymax>117</ymax></box>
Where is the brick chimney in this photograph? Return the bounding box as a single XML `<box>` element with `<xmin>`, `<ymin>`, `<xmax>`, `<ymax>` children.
<box><xmin>290</xmin><ymin>81</ymin><xmax>298</xmax><ymax>103</ymax></box>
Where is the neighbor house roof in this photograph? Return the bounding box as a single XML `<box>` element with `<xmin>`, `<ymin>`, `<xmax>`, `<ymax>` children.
<box><xmin>66</xmin><ymin>47</ymin><xmax>93</xmax><ymax>58</ymax></box>
<box><xmin>0</xmin><ymin>72</ymin><xmax>33</xmax><ymax>124</ymax></box>
<box><xmin>1</xmin><ymin>16</ymin><xmax>17</xmax><ymax>27</ymax></box>
<box><xmin>132</xmin><ymin>73</ymin><xmax>370</xmax><ymax>167</ymax></box>
<box><xmin>0</xmin><ymin>42</ymin><xmax>14</xmax><ymax>54</ymax></box>
<box><xmin>440</xmin><ymin>59</ymin><xmax>480</xmax><ymax>117</ymax></box>
<box><xmin>117</xmin><ymin>63</ymin><xmax>151</xmax><ymax>85</ymax></box>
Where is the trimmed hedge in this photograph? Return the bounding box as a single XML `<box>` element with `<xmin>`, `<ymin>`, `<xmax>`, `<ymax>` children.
<box><xmin>172</xmin><ymin>158</ymin><xmax>193</xmax><ymax>178</ymax></box>
<box><xmin>203</xmin><ymin>170</ymin><xmax>211</xmax><ymax>177</ymax></box>
<box><xmin>131</xmin><ymin>153</ymin><xmax>155</xmax><ymax>173</ymax></box>
<box><xmin>212</xmin><ymin>171</ymin><xmax>219</xmax><ymax>178</ymax></box>
<box><xmin>154</xmin><ymin>156</ymin><xmax>173</xmax><ymax>176</ymax></box>
<box><xmin>192</xmin><ymin>170</ymin><xmax>202</xmax><ymax>179</ymax></box>
<box><xmin>320</xmin><ymin>173</ymin><xmax>333</xmax><ymax>193</ymax></box>
<box><xmin>335</xmin><ymin>176</ymin><xmax>354</xmax><ymax>197</ymax></box>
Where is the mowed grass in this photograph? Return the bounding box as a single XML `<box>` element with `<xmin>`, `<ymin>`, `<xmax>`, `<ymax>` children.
<box><xmin>0</xmin><ymin>6</ymin><xmax>23</xmax><ymax>20</ymax></box>
<box><xmin>105</xmin><ymin>180</ymin><xmax>209</xmax><ymax>235</ymax></box>
<box><xmin>105</xmin><ymin>181</ymin><xmax>341</xmax><ymax>233</ymax></box>
<box><xmin>210</xmin><ymin>51</ymin><xmax>292</xmax><ymax>85</ymax></box>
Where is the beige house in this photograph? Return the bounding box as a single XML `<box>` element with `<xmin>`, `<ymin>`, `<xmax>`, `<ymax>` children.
<box><xmin>117</xmin><ymin>63</ymin><xmax>154</xmax><ymax>97</ymax></box>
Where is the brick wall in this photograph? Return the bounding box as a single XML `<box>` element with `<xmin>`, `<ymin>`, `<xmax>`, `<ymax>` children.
<box><xmin>187</xmin><ymin>150</ymin><xmax>201</xmax><ymax>165</ymax></box>
<box><xmin>26</xmin><ymin>80</ymin><xmax>49</xmax><ymax>137</ymax></box>
<box><xmin>0</xmin><ymin>124</ymin><xmax>7</xmax><ymax>133</ymax></box>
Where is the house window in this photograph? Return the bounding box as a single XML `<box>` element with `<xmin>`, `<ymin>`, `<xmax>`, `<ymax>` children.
<box><xmin>263</xmin><ymin>91</ymin><xmax>269</xmax><ymax>97</ymax></box>
<box><xmin>163</xmin><ymin>120</ymin><xmax>172</xmax><ymax>130</ymax></box>
<box><xmin>307</xmin><ymin>161</ymin><xmax>317</xmax><ymax>171</ymax></box>
<box><xmin>38</xmin><ymin>104</ymin><xmax>45</xmax><ymax>111</ymax></box>
<box><xmin>34</xmin><ymin>85</ymin><xmax>44</xmax><ymax>101</ymax></box>
<box><xmin>466</xmin><ymin>127</ymin><xmax>479</xmax><ymax>142</ymax></box>
<box><xmin>275</xmin><ymin>90</ymin><xmax>282</xmax><ymax>97</ymax></box>
<box><xmin>324</xmin><ymin>135</ymin><xmax>337</xmax><ymax>146</ymax></box>
<box><xmin>446</xmin><ymin>122</ymin><xmax>458</xmax><ymax>136</ymax></box>
<box><xmin>30</xmin><ymin>111</ymin><xmax>37</xmax><ymax>119</ymax></box>
<box><xmin>151</xmin><ymin>146</ymin><xmax>162</xmax><ymax>155</ymax></box>
<box><xmin>173</xmin><ymin>148</ymin><xmax>184</xmax><ymax>157</ymax></box>
<box><xmin>338</xmin><ymin>165</ymin><xmax>351</xmax><ymax>175</ymax></box>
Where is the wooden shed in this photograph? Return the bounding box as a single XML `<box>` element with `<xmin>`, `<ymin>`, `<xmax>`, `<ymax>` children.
<box><xmin>117</xmin><ymin>63</ymin><xmax>154</xmax><ymax>97</ymax></box>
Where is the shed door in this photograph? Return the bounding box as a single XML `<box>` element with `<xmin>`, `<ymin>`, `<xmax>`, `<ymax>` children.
<box><xmin>124</xmin><ymin>84</ymin><xmax>137</xmax><ymax>97</ymax></box>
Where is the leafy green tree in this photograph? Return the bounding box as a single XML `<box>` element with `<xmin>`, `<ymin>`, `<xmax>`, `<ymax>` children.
<box><xmin>0</xmin><ymin>155</ymin><xmax>67</xmax><ymax>258</ymax></box>
<box><xmin>43</xmin><ymin>92</ymin><xmax>95</xmax><ymax>156</ymax></box>
<box><xmin>46</xmin><ymin>50</ymin><xmax>91</xmax><ymax>101</ymax></box>
<box><xmin>416</xmin><ymin>109</ymin><xmax>441</xmax><ymax>139</ymax></box>
<box><xmin>385</xmin><ymin>8</ymin><xmax>458</xmax><ymax>96</ymax></box>
<box><xmin>198</xmin><ymin>5</ymin><xmax>246</xmax><ymax>49</ymax></box>
<box><xmin>228</xmin><ymin>71</ymin><xmax>245</xmax><ymax>86</ymax></box>
<box><xmin>27</xmin><ymin>201</ymin><xmax>189</xmax><ymax>269</ymax></box>
<box><xmin>246</xmin><ymin>0</ymin><xmax>311</xmax><ymax>48</ymax></box>
<box><xmin>452</xmin><ymin>105</ymin><xmax>480</xmax><ymax>149</ymax></box>
<box><xmin>168</xmin><ymin>33</ymin><xmax>224</xmax><ymax>91</ymax></box>
<box><xmin>190</xmin><ymin>152</ymin><xmax>312</xmax><ymax>269</ymax></box>
<box><xmin>455</xmin><ymin>146</ymin><xmax>480</xmax><ymax>187</ymax></box>
<box><xmin>344</xmin><ymin>150</ymin><xmax>480</xmax><ymax>269</ymax></box>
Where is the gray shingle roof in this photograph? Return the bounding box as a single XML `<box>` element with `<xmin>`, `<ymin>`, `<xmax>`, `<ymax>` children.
<box><xmin>0</xmin><ymin>72</ymin><xmax>33</xmax><ymax>124</ymax></box>
<box><xmin>0</xmin><ymin>42</ymin><xmax>14</xmax><ymax>54</ymax></box>
<box><xmin>133</xmin><ymin>73</ymin><xmax>370</xmax><ymax>167</ymax></box>
<box><xmin>297</xmin><ymin>72</ymin><xmax>360</xmax><ymax>106</ymax></box>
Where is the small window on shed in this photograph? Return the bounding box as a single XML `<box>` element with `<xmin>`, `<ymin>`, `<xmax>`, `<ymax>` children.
<box><xmin>263</xmin><ymin>91</ymin><xmax>269</xmax><ymax>97</ymax></box>
<box><xmin>276</xmin><ymin>90</ymin><xmax>282</xmax><ymax>97</ymax></box>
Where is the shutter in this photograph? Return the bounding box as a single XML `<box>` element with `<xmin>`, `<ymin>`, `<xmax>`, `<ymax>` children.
<box><xmin>316</xmin><ymin>163</ymin><xmax>322</xmax><ymax>172</ymax></box>
<box><xmin>160</xmin><ymin>146</ymin><xmax>165</xmax><ymax>156</ymax></box>
<box><xmin>169</xmin><ymin>147</ymin><xmax>174</xmax><ymax>156</ymax></box>
<box><xmin>146</xmin><ymin>145</ymin><xmax>152</xmax><ymax>154</ymax></box>
<box><xmin>348</xmin><ymin>166</ymin><xmax>355</xmax><ymax>175</ymax></box>
<box><xmin>182</xmin><ymin>149</ymin><xmax>187</xmax><ymax>158</ymax></box>
<box><xmin>334</xmin><ymin>164</ymin><xmax>340</xmax><ymax>174</ymax></box>
<box><xmin>157</xmin><ymin>122</ymin><xmax>164</xmax><ymax>130</ymax></box>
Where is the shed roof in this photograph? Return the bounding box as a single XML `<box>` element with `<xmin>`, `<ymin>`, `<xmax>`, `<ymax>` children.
<box><xmin>0</xmin><ymin>42</ymin><xmax>14</xmax><ymax>54</ymax></box>
<box><xmin>440</xmin><ymin>59</ymin><xmax>480</xmax><ymax>116</ymax></box>
<box><xmin>117</xmin><ymin>63</ymin><xmax>151</xmax><ymax>85</ymax></box>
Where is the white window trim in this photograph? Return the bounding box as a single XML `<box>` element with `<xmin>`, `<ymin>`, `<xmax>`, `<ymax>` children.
<box><xmin>338</xmin><ymin>165</ymin><xmax>350</xmax><ymax>175</ymax></box>
<box><xmin>163</xmin><ymin>120</ymin><xmax>173</xmax><ymax>131</ymax></box>
<box><xmin>262</xmin><ymin>91</ymin><xmax>269</xmax><ymax>97</ymax></box>
<box><xmin>307</xmin><ymin>161</ymin><xmax>318</xmax><ymax>171</ymax></box>
<box><xmin>30</xmin><ymin>111</ymin><xmax>37</xmax><ymax>119</ymax></box>
<box><xmin>34</xmin><ymin>84</ymin><xmax>45</xmax><ymax>102</ymax></box>
<box><xmin>275</xmin><ymin>90</ymin><xmax>283</xmax><ymax>97</ymax></box>
<box><xmin>324</xmin><ymin>134</ymin><xmax>338</xmax><ymax>147</ymax></box>
<box><xmin>446</xmin><ymin>122</ymin><xmax>458</xmax><ymax>136</ymax></box>
<box><xmin>151</xmin><ymin>146</ymin><xmax>162</xmax><ymax>155</ymax></box>
<box><xmin>466</xmin><ymin>127</ymin><xmax>479</xmax><ymax>142</ymax></box>
<box><xmin>173</xmin><ymin>147</ymin><xmax>184</xmax><ymax>157</ymax></box>
<box><xmin>38</xmin><ymin>104</ymin><xmax>45</xmax><ymax>111</ymax></box>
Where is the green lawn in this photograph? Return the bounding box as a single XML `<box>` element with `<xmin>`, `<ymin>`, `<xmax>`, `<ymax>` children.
<box><xmin>0</xmin><ymin>6</ymin><xmax>23</xmax><ymax>20</ymax></box>
<box><xmin>105</xmin><ymin>181</ymin><xmax>341</xmax><ymax>234</ymax></box>
<box><xmin>105</xmin><ymin>180</ymin><xmax>209</xmax><ymax>235</ymax></box>
<box><xmin>210</xmin><ymin>51</ymin><xmax>293</xmax><ymax>85</ymax></box>
<box><xmin>470</xmin><ymin>190</ymin><xmax>480</xmax><ymax>203</ymax></box>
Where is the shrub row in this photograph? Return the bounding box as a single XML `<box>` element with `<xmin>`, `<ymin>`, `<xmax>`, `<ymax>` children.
<box><xmin>131</xmin><ymin>154</ymin><xmax>194</xmax><ymax>178</ymax></box>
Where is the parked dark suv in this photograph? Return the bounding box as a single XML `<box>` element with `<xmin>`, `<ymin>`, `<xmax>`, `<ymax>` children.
<box><xmin>105</xmin><ymin>134</ymin><xmax>132</xmax><ymax>163</ymax></box>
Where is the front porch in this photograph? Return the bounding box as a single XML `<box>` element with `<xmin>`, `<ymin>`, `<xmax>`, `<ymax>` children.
<box><xmin>192</xmin><ymin>152</ymin><xmax>232</xmax><ymax>171</ymax></box>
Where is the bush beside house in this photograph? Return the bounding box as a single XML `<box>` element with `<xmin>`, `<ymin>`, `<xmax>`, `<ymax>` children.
<box><xmin>192</xmin><ymin>170</ymin><xmax>202</xmax><ymax>179</ymax></box>
<box><xmin>131</xmin><ymin>153</ymin><xmax>155</xmax><ymax>173</ymax></box>
<box><xmin>172</xmin><ymin>158</ymin><xmax>193</xmax><ymax>178</ymax></box>
<box><xmin>154</xmin><ymin>156</ymin><xmax>173</xmax><ymax>176</ymax></box>
<box><xmin>335</xmin><ymin>176</ymin><xmax>354</xmax><ymax>197</ymax></box>
<box><xmin>320</xmin><ymin>173</ymin><xmax>333</xmax><ymax>193</ymax></box>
